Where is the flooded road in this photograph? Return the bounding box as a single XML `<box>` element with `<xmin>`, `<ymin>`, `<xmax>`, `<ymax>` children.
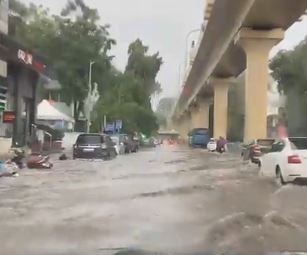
<box><xmin>1</xmin><ymin>146</ymin><xmax>307</xmax><ymax>254</ymax></box>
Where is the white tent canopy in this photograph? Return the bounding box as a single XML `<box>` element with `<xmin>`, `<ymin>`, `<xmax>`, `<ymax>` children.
<box><xmin>37</xmin><ymin>100</ymin><xmax>75</xmax><ymax>123</ymax></box>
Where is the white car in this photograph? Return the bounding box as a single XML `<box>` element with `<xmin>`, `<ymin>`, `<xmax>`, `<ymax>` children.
<box><xmin>259</xmin><ymin>137</ymin><xmax>307</xmax><ymax>185</ymax></box>
<box><xmin>207</xmin><ymin>138</ymin><xmax>217</xmax><ymax>152</ymax></box>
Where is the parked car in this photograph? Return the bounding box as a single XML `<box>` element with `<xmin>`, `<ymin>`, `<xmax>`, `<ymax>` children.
<box><xmin>110</xmin><ymin>135</ymin><xmax>125</xmax><ymax>155</ymax></box>
<box><xmin>241</xmin><ymin>138</ymin><xmax>275</xmax><ymax>164</ymax></box>
<box><xmin>73</xmin><ymin>133</ymin><xmax>117</xmax><ymax>160</ymax></box>
<box><xmin>188</xmin><ymin>128</ymin><xmax>210</xmax><ymax>148</ymax></box>
<box><xmin>207</xmin><ymin>138</ymin><xmax>217</xmax><ymax>152</ymax></box>
<box><xmin>122</xmin><ymin>134</ymin><xmax>138</xmax><ymax>153</ymax></box>
<box><xmin>259</xmin><ymin>137</ymin><xmax>307</xmax><ymax>185</ymax></box>
<box><xmin>142</xmin><ymin>137</ymin><xmax>156</xmax><ymax>148</ymax></box>
<box><xmin>154</xmin><ymin>138</ymin><xmax>162</xmax><ymax>145</ymax></box>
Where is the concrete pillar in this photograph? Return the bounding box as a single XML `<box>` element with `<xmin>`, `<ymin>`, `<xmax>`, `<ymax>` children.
<box><xmin>177</xmin><ymin>115</ymin><xmax>188</xmax><ymax>141</ymax></box>
<box><xmin>191</xmin><ymin>101</ymin><xmax>210</xmax><ymax>129</ymax></box>
<box><xmin>177</xmin><ymin>118</ymin><xmax>185</xmax><ymax>139</ymax></box>
<box><xmin>237</xmin><ymin>28</ymin><xmax>284</xmax><ymax>141</ymax></box>
<box><xmin>185</xmin><ymin>111</ymin><xmax>191</xmax><ymax>136</ymax></box>
<box><xmin>212</xmin><ymin>78</ymin><xmax>235</xmax><ymax>138</ymax></box>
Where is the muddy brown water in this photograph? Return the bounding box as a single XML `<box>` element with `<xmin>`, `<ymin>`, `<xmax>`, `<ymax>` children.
<box><xmin>0</xmin><ymin>147</ymin><xmax>307</xmax><ymax>254</ymax></box>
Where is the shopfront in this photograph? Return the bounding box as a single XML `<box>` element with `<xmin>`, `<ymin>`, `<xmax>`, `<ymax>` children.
<box><xmin>0</xmin><ymin>32</ymin><xmax>56</xmax><ymax>147</ymax></box>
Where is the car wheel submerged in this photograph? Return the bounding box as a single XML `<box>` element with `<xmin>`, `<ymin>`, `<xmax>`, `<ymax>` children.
<box><xmin>275</xmin><ymin>167</ymin><xmax>286</xmax><ymax>186</ymax></box>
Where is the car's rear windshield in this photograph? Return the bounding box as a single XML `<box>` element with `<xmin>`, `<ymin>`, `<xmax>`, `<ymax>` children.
<box><xmin>257</xmin><ymin>139</ymin><xmax>275</xmax><ymax>147</ymax></box>
<box><xmin>289</xmin><ymin>138</ymin><xmax>307</xmax><ymax>150</ymax></box>
<box><xmin>194</xmin><ymin>128</ymin><xmax>208</xmax><ymax>135</ymax></box>
<box><xmin>77</xmin><ymin>135</ymin><xmax>102</xmax><ymax>145</ymax></box>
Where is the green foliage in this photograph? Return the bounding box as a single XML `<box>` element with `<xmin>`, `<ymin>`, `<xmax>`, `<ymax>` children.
<box><xmin>93</xmin><ymin>72</ymin><xmax>159</xmax><ymax>136</ymax></box>
<box><xmin>126</xmin><ymin>39</ymin><xmax>163</xmax><ymax>95</ymax></box>
<box><xmin>227</xmin><ymin>77</ymin><xmax>244</xmax><ymax>141</ymax></box>
<box><xmin>156</xmin><ymin>97</ymin><xmax>176</xmax><ymax>117</ymax></box>
<box><xmin>155</xmin><ymin>97</ymin><xmax>176</xmax><ymax>129</ymax></box>
<box><xmin>270</xmin><ymin>37</ymin><xmax>307</xmax><ymax>136</ymax></box>
<box><xmin>13</xmin><ymin>0</ymin><xmax>115</xmax><ymax>120</ymax></box>
<box><xmin>93</xmin><ymin>39</ymin><xmax>163</xmax><ymax>136</ymax></box>
<box><xmin>11</xmin><ymin>1</ymin><xmax>161</xmax><ymax>136</ymax></box>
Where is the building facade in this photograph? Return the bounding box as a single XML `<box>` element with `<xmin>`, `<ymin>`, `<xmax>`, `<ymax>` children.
<box><xmin>0</xmin><ymin>0</ymin><xmax>9</xmax><ymax>142</ymax></box>
<box><xmin>0</xmin><ymin>0</ymin><xmax>56</xmax><ymax>148</ymax></box>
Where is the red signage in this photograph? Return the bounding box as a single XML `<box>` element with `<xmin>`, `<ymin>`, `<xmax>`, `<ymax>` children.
<box><xmin>2</xmin><ymin>111</ymin><xmax>16</xmax><ymax>123</ymax></box>
<box><xmin>17</xmin><ymin>49</ymin><xmax>45</xmax><ymax>73</ymax></box>
<box><xmin>18</xmin><ymin>49</ymin><xmax>33</xmax><ymax>65</ymax></box>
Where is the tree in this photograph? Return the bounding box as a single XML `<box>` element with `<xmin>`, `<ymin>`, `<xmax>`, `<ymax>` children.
<box><xmin>156</xmin><ymin>97</ymin><xmax>176</xmax><ymax>117</ymax></box>
<box><xmin>227</xmin><ymin>77</ymin><xmax>245</xmax><ymax>141</ymax></box>
<box><xmin>155</xmin><ymin>97</ymin><xmax>176</xmax><ymax>129</ymax></box>
<box><xmin>126</xmin><ymin>39</ymin><xmax>163</xmax><ymax>95</ymax></box>
<box><xmin>13</xmin><ymin>0</ymin><xmax>116</xmax><ymax>121</ymax></box>
<box><xmin>12</xmin><ymin>0</ymin><xmax>162</xmax><ymax>135</ymax></box>
<box><xmin>92</xmin><ymin>39</ymin><xmax>163</xmax><ymax>136</ymax></box>
<box><xmin>93</xmin><ymin>72</ymin><xmax>159</xmax><ymax>135</ymax></box>
<box><xmin>270</xmin><ymin>37</ymin><xmax>307</xmax><ymax>136</ymax></box>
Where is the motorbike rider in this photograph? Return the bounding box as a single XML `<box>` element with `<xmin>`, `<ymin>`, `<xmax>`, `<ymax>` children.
<box><xmin>216</xmin><ymin>136</ymin><xmax>227</xmax><ymax>153</ymax></box>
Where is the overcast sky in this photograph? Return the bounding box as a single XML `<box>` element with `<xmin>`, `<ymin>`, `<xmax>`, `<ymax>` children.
<box><xmin>23</xmin><ymin>0</ymin><xmax>307</xmax><ymax>107</ymax></box>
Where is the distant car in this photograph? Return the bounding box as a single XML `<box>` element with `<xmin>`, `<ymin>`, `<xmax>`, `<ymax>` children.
<box><xmin>188</xmin><ymin>128</ymin><xmax>210</xmax><ymax>148</ymax></box>
<box><xmin>207</xmin><ymin>138</ymin><xmax>217</xmax><ymax>152</ymax></box>
<box><xmin>241</xmin><ymin>138</ymin><xmax>275</xmax><ymax>164</ymax></box>
<box><xmin>73</xmin><ymin>133</ymin><xmax>117</xmax><ymax>160</ymax></box>
<box><xmin>142</xmin><ymin>137</ymin><xmax>156</xmax><ymax>148</ymax></box>
<box><xmin>259</xmin><ymin>137</ymin><xmax>307</xmax><ymax>185</ymax></box>
<box><xmin>110</xmin><ymin>135</ymin><xmax>125</xmax><ymax>155</ymax></box>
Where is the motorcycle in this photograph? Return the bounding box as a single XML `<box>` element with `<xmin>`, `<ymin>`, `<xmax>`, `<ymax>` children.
<box><xmin>27</xmin><ymin>153</ymin><xmax>53</xmax><ymax>169</ymax></box>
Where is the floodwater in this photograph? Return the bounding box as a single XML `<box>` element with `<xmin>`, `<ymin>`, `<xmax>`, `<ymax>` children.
<box><xmin>0</xmin><ymin>145</ymin><xmax>307</xmax><ymax>255</ymax></box>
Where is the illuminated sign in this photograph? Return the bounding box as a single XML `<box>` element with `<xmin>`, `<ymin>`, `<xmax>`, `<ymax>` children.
<box><xmin>18</xmin><ymin>49</ymin><xmax>33</xmax><ymax>65</ymax></box>
<box><xmin>2</xmin><ymin>111</ymin><xmax>16</xmax><ymax>123</ymax></box>
<box><xmin>17</xmin><ymin>49</ymin><xmax>45</xmax><ymax>73</ymax></box>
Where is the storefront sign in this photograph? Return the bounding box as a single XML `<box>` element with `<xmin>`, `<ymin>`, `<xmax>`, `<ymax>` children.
<box><xmin>115</xmin><ymin>119</ymin><xmax>122</xmax><ymax>130</ymax></box>
<box><xmin>105</xmin><ymin>122</ymin><xmax>115</xmax><ymax>132</ymax></box>
<box><xmin>17</xmin><ymin>49</ymin><xmax>45</xmax><ymax>73</ymax></box>
<box><xmin>2</xmin><ymin>111</ymin><xmax>16</xmax><ymax>123</ymax></box>
<box><xmin>18</xmin><ymin>49</ymin><xmax>33</xmax><ymax>65</ymax></box>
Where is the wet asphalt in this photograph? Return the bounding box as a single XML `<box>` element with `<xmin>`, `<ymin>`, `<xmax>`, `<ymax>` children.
<box><xmin>1</xmin><ymin>145</ymin><xmax>307</xmax><ymax>255</ymax></box>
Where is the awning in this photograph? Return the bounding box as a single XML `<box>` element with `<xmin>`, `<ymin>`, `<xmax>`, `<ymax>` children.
<box><xmin>37</xmin><ymin>100</ymin><xmax>75</xmax><ymax>123</ymax></box>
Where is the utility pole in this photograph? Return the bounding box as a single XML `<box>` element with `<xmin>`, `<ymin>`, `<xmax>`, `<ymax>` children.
<box><xmin>184</xmin><ymin>29</ymin><xmax>201</xmax><ymax>71</ymax></box>
<box><xmin>86</xmin><ymin>61</ymin><xmax>95</xmax><ymax>133</ymax></box>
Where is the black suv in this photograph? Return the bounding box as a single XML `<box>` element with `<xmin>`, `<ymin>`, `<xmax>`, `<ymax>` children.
<box><xmin>73</xmin><ymin>134</ymin><xmax>117</xmax><ymax>160</ymax></box>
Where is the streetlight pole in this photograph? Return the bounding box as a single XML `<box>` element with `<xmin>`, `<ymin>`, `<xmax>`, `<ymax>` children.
<box><xmin>88</xmin><ymin>61</ymin><xmax>95</xmax><ymax>95</ymax></box>
<box><xmin>87</xmin><ymin>61</ymin><xmax>95</xmax><ymax>133</ymax></box>
<box><xmin>184</xmin><ymin>28</ymin><xmax>201</xmax><ymax>71</ymax></box>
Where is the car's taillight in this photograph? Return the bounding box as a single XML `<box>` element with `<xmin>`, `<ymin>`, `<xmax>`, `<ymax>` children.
<box><xmin>288</xmin><ymin>154</ymin><xmax>302</xmax><ymax>164</ymax></box>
